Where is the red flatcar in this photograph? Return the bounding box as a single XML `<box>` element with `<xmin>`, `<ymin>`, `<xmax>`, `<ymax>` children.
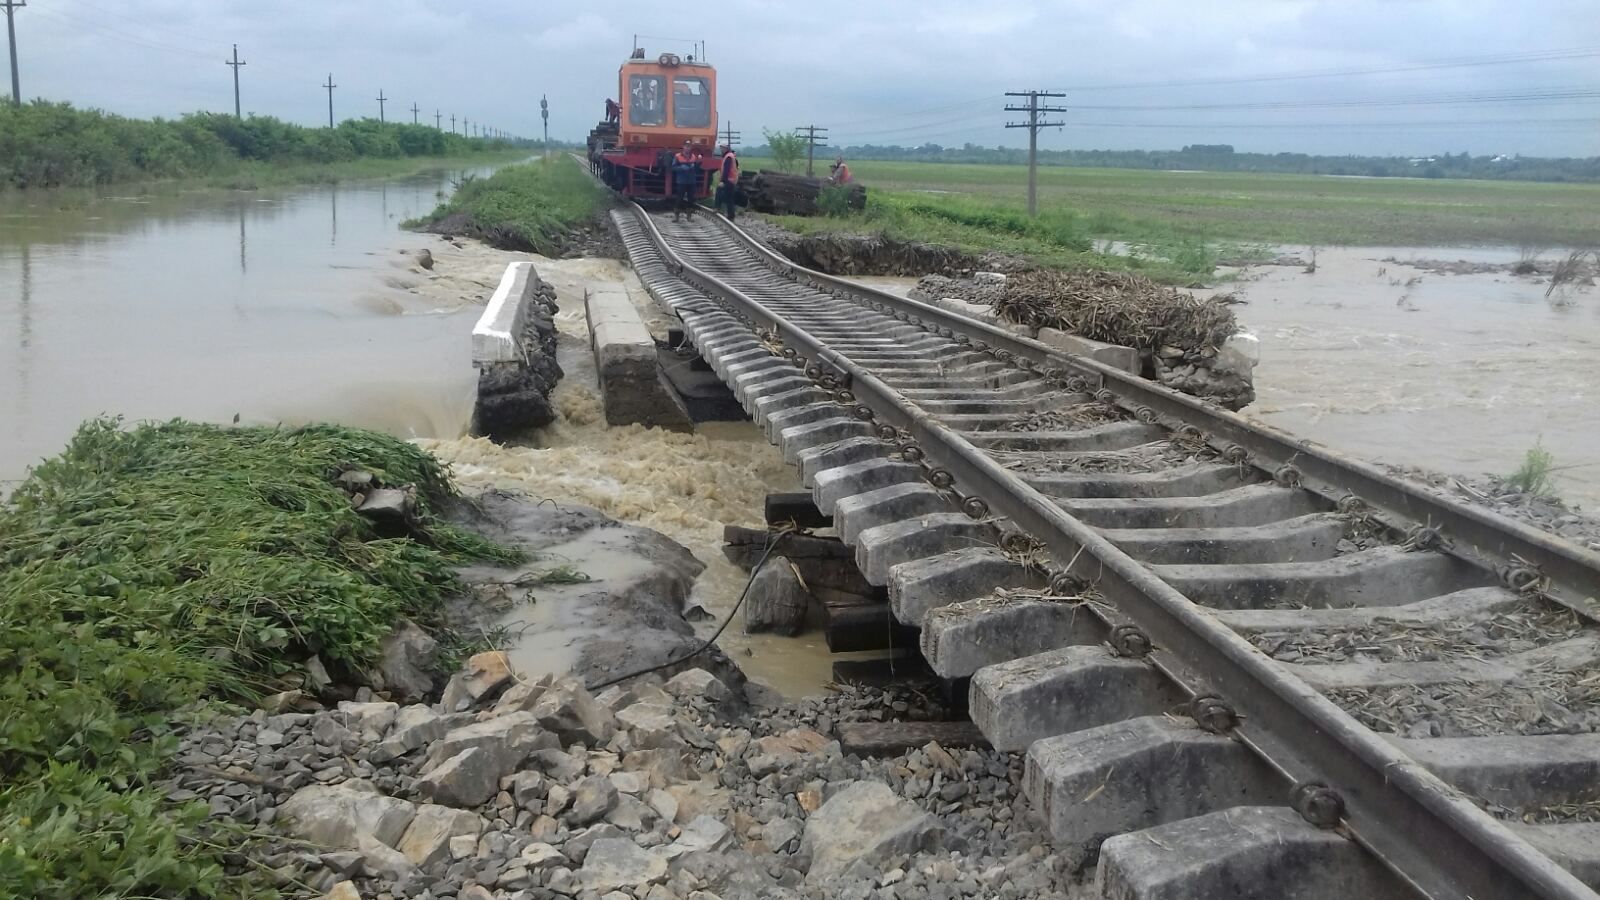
<box><xmin>588</xmin><ymin>46</ymin><xmax>718</xmax><ymax>200</ymax></box>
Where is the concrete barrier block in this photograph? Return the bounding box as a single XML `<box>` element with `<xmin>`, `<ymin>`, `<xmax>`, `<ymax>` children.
<box><xmin>472</xmin><ymin>262</ymin><xmax>535</xmax><ymax>365</ymax></box>
<box><xmin>585</xmin><ymin>288</ymin><xmax>692</xmax><ymax>432</ymax></box>
<box><xmin>1035</xmin><ymin>327</ymin><xmax>1141</xmax><ymax>374</ymax></box>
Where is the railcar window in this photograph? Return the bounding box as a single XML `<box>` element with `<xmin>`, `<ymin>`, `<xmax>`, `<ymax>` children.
<box><xmin>629</xmin><ymin>75</ymin><xmax>665</xmax><ymax>126</ymax></box>
<box><xmin>673</xmin><ymin>77</ymin><xmax>711</xmax><ymax>128</ymax></box>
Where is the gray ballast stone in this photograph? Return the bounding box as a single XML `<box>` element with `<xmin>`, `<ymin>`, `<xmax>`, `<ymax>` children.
<box><xmin>922</xmin><ymin>594</ymin><xmax>1107</xmax><ymax>679</ymax></box>
<box><xmin>1025</xmin><ymin>717</ymin><xmax>1280</xmax><ymax>866</ymax></box>
<box><xmin>800</xmin><ymin>781</ymin><xmax>945</xmax><ymax>883</ymax></box>
<box><xmin>1096</xmin><ymin>806</ymin><xmax>1413</xmax><ymax>900</ymax></box>
<box><xmin>397</xmin><ymin>804</ymin><xmax>485</xmax><ymax>868</ymax></box>
<box><xmin>833</xmin><ymin>483</ymin><xmax>952</xmax><ymax>544</ymax></box>
<box><xmin>890</xmin><ymin>546</ymin><xmax>1043</xmax><ymax>628</ymax></box>
<box><xmin>855</xmin><ymin>514</ymin><xmax>995</xmax><ymax>586</ymax></box>
<box><xmin>279</xmin><ymin>783</ymin><xmax>416</xmax><ymax>850</ymax></box>
<box><xmin>579</xmin><ymin>838</ymin><xmax>670</xmax><ymax>893</ymax></box>
<box><xmin>813</xmin><ymin>458</ymin><xmax>924</xmax><ymax>515</ymax></box>
<box><xmin>970</xmin><ymin>646</ymin><xmax>1182</xmax><ymax>752</ymax></box>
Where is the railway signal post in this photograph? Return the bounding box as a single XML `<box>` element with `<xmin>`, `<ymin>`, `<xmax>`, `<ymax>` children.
<box><xmin>1004</xmin><ymin>90</ymin><xmax>1066</xmax><ymax>217</ymax></box>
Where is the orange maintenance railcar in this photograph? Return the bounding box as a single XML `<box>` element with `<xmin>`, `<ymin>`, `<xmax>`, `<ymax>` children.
<box><xmin>588</xmin><ymin>48</ymin><xmax>718</xmax><ymax>199</ymax></box>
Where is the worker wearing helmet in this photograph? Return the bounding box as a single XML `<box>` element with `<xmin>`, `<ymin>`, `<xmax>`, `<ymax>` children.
<box><xmin>829</xmin><ymin>155</ymin><xmax>852</xmax><ymax>185</ymax></box>
<box><xmin>717</xmin><ymin>144</ymin><xmax>740</xmax><ymax>220</ymax></box>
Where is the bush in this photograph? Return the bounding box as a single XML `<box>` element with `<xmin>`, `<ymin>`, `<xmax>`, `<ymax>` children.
<box><xmin>0</xmin><ymin>418</ymin><xmax>514</xmax><ymax>898</ymax></box>
<box><xmin>408</xmin><ymin>156</ymin><xmax>608</xmax><ymax>253</ymax></box>
<box><xmin>0</xmin><ymin>101</ymin><xmax>514</xmax><ymax>190</ymax></box>
<box><xmin>762</xmin><ymin>129</ymin><xmax>807</xmax><ymax>174</ymax></box>
<box><xmin>816</xmin><ymin>183</ymin><xmax>854</xmax><ymax>217</ymax></box>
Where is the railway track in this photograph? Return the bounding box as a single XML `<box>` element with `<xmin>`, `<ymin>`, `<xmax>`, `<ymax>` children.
<box><xmin>609</xmin><ymin>201</ymin><xmax>1600</xmax><ymax>900</ymax></box>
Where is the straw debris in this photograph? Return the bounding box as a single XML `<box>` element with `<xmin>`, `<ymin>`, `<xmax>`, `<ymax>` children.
<box><xmin>1251</xmin><ymin>601</ymin><xmax>1587</xmax><ymax>665</ymax></box>
<box><xmin>1326</xmin><ymin>659</ymin><xmax>1600</xmax><ymax>738</ymax></box>
<box><xmin>994</xmin><ymin>269</ymin><xmax>1240</xmax><ymax>352</ymax></box>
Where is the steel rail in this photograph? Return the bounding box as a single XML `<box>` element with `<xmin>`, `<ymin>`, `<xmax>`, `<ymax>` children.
<box><xmin>626</xmin><ymin>202</ymin><xmax>1600</xmax><ymax>900</ymax></box>
<box><xmin>695</xmin><ymin>212</ymin><xmax>1600</xmax><ymax>619</ymax></box>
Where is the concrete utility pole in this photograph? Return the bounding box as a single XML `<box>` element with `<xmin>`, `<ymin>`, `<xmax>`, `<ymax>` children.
<box><xmin>795</xmin><ymin>124</ymin><xmax>828</xmax><ymax>177</ymax></box>
<box><xmin>323</xmin><ymin>74</ymin><xmax>337</xmax><ymax>128</ymax></box>
<box><xmin>720</xmin><ymin>121</ymin><xmax>741</xmax><ymax>148</ymax></box>
<box><xmin>3</xmin><ymin>0</ymin><xmax>24</xmax><ymax>106</ymax></box>
<box><xmin>410</xmin><ymin>102</ymin><xmax>419</xmax><ymax>125</ymax></box>
<box><xmin>1004</xmin><ymin>90</ymin><xmax>1066</xmax><ymax>217</ymax></box>
<box><xmin>225</xmin><ymin>43</ymin><xmax>246</xmax><ymax>118</ymax></box>
<box><xmin>434</xmin><ymin>109</ymin><xmax>442</xmax><ymax>130</ymax></box>
<box><xmin>376</xmin><ymin>89</ymin><xmax>387</xmax><ymax>122</ymax></box>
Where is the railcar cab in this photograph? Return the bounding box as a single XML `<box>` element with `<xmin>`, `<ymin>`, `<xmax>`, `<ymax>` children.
<box><xmin>588</xmin><ymin>46</ymin><xmax>719</xmax><ymax>199</ymax></box>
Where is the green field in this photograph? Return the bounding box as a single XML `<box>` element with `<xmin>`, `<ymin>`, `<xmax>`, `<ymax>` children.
<box><xmin>751</xmin><ymin>158</ymin><xmax>1600</xmax><ymax>280</ymax></box>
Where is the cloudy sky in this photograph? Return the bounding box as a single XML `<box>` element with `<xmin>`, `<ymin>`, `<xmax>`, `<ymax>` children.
<box><xmin>12</xmin><ymin>0</ymin><xmax>1600</xmax><ymax>157</ymax></box>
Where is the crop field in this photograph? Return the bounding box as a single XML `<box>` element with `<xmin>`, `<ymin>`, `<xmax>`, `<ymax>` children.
<box><xmin>753</xmin><ymin>158</ymin><xmax>1600</xmax><ymax>279</ymax></box>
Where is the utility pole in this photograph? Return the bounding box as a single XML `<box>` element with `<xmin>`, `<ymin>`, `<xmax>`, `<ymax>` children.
<box><xmin>449</xmin><ymin>113</ymin><xmax>456</xmax><ymax>133</ymax></box>
<box><xmin>1004</xmin><ymin>90</ymin><xmax>1066</xmax><ymax>217</ymax></box>
<box><xmin>795</xmin><ymin>124</ymin><xmax>828</xmax><ymax>177</ymax></box>
<box><xmin>720</xmin><ymin>121</ymin><xmax>741</xmax><ymax>148</ymax></box>
<box><xmin>410</xmin><ymin>102</ymin><xmax>419</xmax><ymax>125</ymax></box>
<box><xmin>225</xmin><ymin>43</ymin><xmax>246</xmax><ymax>118</ymax></box>
<box><xmin>376</xmin><ymin>89</ymin><xmax>387</xmax><ymax>122</ymax></box>
<box><xmin>322</xmin><ymin>73</ymin><xmax>337</xmax><ymax>128</ymax></box>
<box><xmin>434</xmin><ymin>109</ymin><xmax>442</xmax><ymax>130</ymax></box>
<box><xmin>3</xmin><ymin>0</ymin><xmax>24</xmax><ymax>106</ymax></box>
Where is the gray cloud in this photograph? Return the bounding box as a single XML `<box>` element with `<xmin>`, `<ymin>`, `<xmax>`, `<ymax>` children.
<box><xmin>11</xmin><ymin>0</ymin><xmax>1599</xmax><ymax>156</ymax></box>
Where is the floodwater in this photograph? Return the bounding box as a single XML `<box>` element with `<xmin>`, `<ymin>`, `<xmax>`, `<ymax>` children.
<box><xmin>421</xmin><ymin>258</ymin><xmax>851</xmax><ymax>697</ymax></box>
<box><xmin>1227</xmin><ymin>247</ymin><xmax>1600</xmax><ymax>509</ymax></box>
<box><xmin>0</xmin><ymin>166</ymin><xmax>509</xmax><ymax>488</ymax></box>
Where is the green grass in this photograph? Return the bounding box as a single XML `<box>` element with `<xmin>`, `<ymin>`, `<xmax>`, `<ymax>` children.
<box><xmin>406</xmin><ymin>155</ymin><xmax>609</xmax><ymax>254</ymax></box>
<box><xmin>1506</xmin><ymin>441</ymin><xmax>1558</xmax><ymax>497</ymax></box>
<box><xmin>200</xmin><ymin>148</ymin><xmax>530</xmax><ymax>191</ymax></box>
<box><xmin>0</xmin><ymin>418</ymin><xmax>514</xmax><ymax>899</ymax></box>
<box><xmin>746</xmin><ymin>157</ymin><xmax>1600</xmax><ymax>279</ymax></box>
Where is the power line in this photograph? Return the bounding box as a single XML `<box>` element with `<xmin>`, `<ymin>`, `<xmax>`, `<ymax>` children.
<box><xmin>225</xmin><ymin>43</ymin><xmax>245</xmax><ymax>119</ymax></box>
<box><xmin>796</xmin><ymin>124</ymin><xmax>829</xmax><ymax>176</ymax></box>
<box><xmin>1005</xmin><ymin>90</ymin><xmax>1066</xmax><ymax>216</ymax></box>
<box><xmin>1074</xmin><ymin>86</ymin><xmax>1600</xmax><ymax>112</ymax></box>
<box><xmin>3</xmin><ymin>0</ymin><xmax>23</xmax><ymax>106</ymax></box>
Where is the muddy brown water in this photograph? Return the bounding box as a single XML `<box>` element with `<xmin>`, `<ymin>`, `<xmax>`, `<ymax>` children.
<box><xmin>0</xmin><ymin>166</ymin><xmax>508</xmax><ymax>488</ymax></box>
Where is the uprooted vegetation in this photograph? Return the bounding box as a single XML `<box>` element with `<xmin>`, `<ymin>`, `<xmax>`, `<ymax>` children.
<box><xmin>408</xmin><ymin>156</ymin><xmax>610</xmax><ymax>255</ymax></box>
<box><xmin>994</xmin><ymin>269</ymin><xmax>1241</xmax><ymax>353</ymax></box>
<box><xmin>0</xmin><ymin>418</ymin><xmax>514</xmax><ymax>899</ymax></box>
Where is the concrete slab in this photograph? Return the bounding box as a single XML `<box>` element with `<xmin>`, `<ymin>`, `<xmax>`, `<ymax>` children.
<box><xmin>969</xmin><ymin>646</ymin><xmax>1181</xmax><ymax>752</ymax></box>
<box><xmin>855</xmin><ymin>513</ymin><xmax>996</xmax><ymax>585</ymax></box>
<box><xmin>922</xmin><ymin>594</ymin><xmax>1105</xmax><ymax>679</ymax></box>
<box><xmin>1096</xmin><ymin>806</ymin><xmax>1412</xmax><ymax>900</ymax></box>
<box><xmin>1036</xmin><ymin>326</ymin><xmax>1141</xmax><ymax>375</ymax></box>
<box><xmin>889</xmin><ymin>546</ymin><xmax>1041</xmax><ymax>627</ymax></box>
<box><xmin>585</xmin><ymin>287</ymin><xmax>692</xmax><ymax>431</ymax></box>
<box><xmin>812</xmin><ymin>458</ymin><xmax>924</xmax><ymax>515</ymax></box>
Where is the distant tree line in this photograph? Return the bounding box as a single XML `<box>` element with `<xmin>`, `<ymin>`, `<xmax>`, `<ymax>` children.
<box><xmin>0</xmin><ymin>101</ymin><xmax>530</xmax><ymax>190</ymax></box>
<box><xmin>742</xmin><ymin>139</ymin><xmax>1600</xmax><ymax>183</ymax></box>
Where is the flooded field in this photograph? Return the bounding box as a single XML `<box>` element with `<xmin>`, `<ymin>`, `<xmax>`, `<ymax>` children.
<box><xmin>1227</xmin><ymin>247</ymin><xmax>1600</xmax><ymax>509</ymax></box>
<box><xmin>0</xmin><ymin>166</ymin><xmax>507</xmax><ymax>488</ymax></box>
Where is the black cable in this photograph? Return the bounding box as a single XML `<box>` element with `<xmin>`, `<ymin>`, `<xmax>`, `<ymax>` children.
<box><xmin>587</xmin><ymin>530</ymin><xmax>791</xmax><ymax>691</ymax></box>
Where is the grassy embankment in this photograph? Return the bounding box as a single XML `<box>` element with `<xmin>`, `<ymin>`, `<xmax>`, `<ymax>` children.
<box><xmin>751</xmin><ymin>159</ymin><xmax>1600</xmax><ymax>281</ymax></box>
<box><xmin>0</xmin><ymin>100</ymin><xmax>529</xmax><ymax>192</ymax></box>
<box><xmin>405</xmin><ymin>155</ymin><xmax>610</xmax><ymax>254</ymax></box>
<box><xmin>0</xmin><ymin>419</ymin><xmax>516</xmax><ymax>899</ymax></box>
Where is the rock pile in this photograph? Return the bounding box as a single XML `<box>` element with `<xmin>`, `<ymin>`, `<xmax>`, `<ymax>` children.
<box><xmin>169</xmin><ymin>662</ymin><xmax>1079</xmax><ymax>900</ymax></box>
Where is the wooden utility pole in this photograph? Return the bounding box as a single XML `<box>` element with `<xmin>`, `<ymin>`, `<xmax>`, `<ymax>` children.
<box><xmin>434</xmin><ymin>109</ymin><xmax>442</xmax><ymax>130</ymax></box>
<box><xmin>225</xmin><ymin>43</ymin><xmax>246</xmax><ymax>118</ymax></box>
<box><xmin>3</xmin><ymin>0</ymin><xmax>25</xmax><ymax>106</ymax></box>
<box><xmin>376</xmin><ymin>89</ymin><xmax>387</xmax><ymax>122</ymax></box>
<box><xmin>322</xmin><ymin>74</ymin><xmax>337</xmax><ymax>128</ymax></box>
<box><xmin>720</xmin><ymin>121</ymin><xmax>741</xmax><ymax>148</ymax></box>
<box><xmin>795</xmin><ymin>124</ymin><xmax>828</xmax><ymax>177</ymax></box>
<box><xmin>449</xmin><ymin>113</ymin><xmax>456</xmax><ymax>133</ymax></box>
<box><xmin>410</xmin><ymin>102</ymin><xmax>419</xmax><ymax>124</ymax></box>
<box><xmin>1004</xmin><ymin>90</ymin><xmax>1066</xmax><ymax>217</ymax></box>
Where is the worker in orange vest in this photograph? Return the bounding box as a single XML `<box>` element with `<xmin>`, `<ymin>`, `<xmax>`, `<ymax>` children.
<box><xmin>671</xmin><ymin>141</ymin><xmax>702</xmax><ymax>221</ymax></box>
<box><xmin>829</xmin><ymin>154</ymin><xmax>853</xmax><ymax>185</ymax></box>
<box><xmin>716</xmin><ymin>144</ymin><xmax>740</xmax><ymax>220</ymax></box>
